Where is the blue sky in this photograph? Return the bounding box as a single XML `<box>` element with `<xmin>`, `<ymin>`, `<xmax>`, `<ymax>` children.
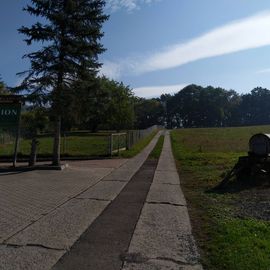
<box><xmin>2</xmin><ymin>1</ymin><xmax>270</xmax><ymax>98</ymax></box>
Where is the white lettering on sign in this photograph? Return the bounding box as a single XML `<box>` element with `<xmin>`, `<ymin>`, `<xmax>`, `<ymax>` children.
<box><xmin>0</xmin><ymin>109</ymin><xmax>18</xmax><ymax>116</ymax></box>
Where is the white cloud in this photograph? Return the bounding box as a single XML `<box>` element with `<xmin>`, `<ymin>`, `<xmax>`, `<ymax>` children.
<box><xmin>137</xmin><ymin>11</ymin><xmax>270</xmax><ymax>73</ymax></box>
<box><xmin>99</xmin><ymin>61</ymin><xmax>122</xmax><ymax>79</ymax></box>
<box><xmin>103</xmin><ymin>11</ymin><xmax>270</xmax><ymax>78</ymax></box>
<box><xmin>133</xmin><ymin>83</ymin><xmax>188</xmax><ymax>98</ymax></box>
<box><xmin>256</xmin><ymin>68</ymin><xmax>270</xmax><ymax>74</ymax></box>
<box><xmin>106</xmin><ymin>0</ymin><xmax>159</xmax><ymax>12</ymax></box>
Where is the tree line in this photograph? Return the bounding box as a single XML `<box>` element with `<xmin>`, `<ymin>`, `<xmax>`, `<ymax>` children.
<box><xmin>163</xmin><ymin>84</ymin><xmax>270</xmax><ymax>128</ymax></box>
<box><xmin>3</xmin><ymin>76</ymin><xmax>270</xmax><ymax>133</ymax></box>
<box><xmin>17</xmin><ymin>83</ymin><xmax>270</xmax><ymax>132</ymax></box>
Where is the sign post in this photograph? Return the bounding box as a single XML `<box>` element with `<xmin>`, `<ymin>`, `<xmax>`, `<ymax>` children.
<box><xmin>0</xmin><ymin>95</ymin><xmax>22</xmax><ymax>167</ymax></box>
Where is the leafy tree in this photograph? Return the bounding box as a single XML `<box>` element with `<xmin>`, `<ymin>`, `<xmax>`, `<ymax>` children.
<box><xmin>98</xmin><ymin>77</ymin><xmax>134</xmax><ymax>131</ymax></box>
<box><xmin>134</xmin><ymin>98</ymin><xmax>164</xmax><ymax>129</ymax></box>
<box><xmin>64</xmin><ymin>75</ymin><xmax>106</xmax><ymax>132</ymax></box>
<box><xmin>17</xmin><ymin>0</ymin><xmax>108</xmax><ymax>165</ymax></box>
<box><xmin>239</xmin><ymin>87</ymin><xmax>270</xmax><ymax>126</ymax></box>
<box><xmin>0</xmin><ymin>76</ymin><xmax>9</xmax><ymax>95</ymax></box>
<box><xmin>166</xmin><ymin>84</ymin><xmax>241</xmax><ymax>128</ymax></box>
<box><xmin>61</xmin><ymin>76</ymin><xmax>135</xmax><ymax>132</ymax></box>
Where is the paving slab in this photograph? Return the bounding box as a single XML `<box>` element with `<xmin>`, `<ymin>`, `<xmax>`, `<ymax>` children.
<box><xmin>0</xmin><ymin>167</ymin><xmax>113</xmax><ymax>242</ymax></box>
<box><xmin>156</xmin><ymin>157</ymin><xmax>177</xmax><ymax>172</ymax></box>
<box><xmin>7</xmin><ymin>199</ymin><xmax>109</xmax><ymax>250</ymax></box>
<box><xmin>67</xmin><ymin>159</ymin><xmax>128</xmax><ymax>169</ymax></box>
<box><xmin>0</xmin><ymin>245</ymin><xmax>65</xmax><ymax>270</ymax></box>
<box><xmin>77</xmin><ymin>180</ymin><xmax>127</xmax><ymax>201</ymax></box>
<box><xmin>147</xmin><ymin>183</ymin><xmax>186</xmax><ymax>206</ymax></box>
<box><xmin>102</xmin><ymin>169</ymin><xmax>137</xmax><ymax>181</ymax></box>
<box><xmin>153</xmin><ymin>170</ymin><xmax>180</xmax><ymax>185</ymax></box>
<box><xmin>123</xmin><ymin>259</ymin><xmax>203</xmax><ymax>270</ymax></box>
<box><xmin>124</xmin><ymin>204</ymin><xmax>198</xmax><ymax>264</ymax></box>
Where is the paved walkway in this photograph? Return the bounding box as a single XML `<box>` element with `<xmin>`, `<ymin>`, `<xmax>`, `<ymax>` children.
<box><xmin>0</xmin><ymin>131</ymin><xmax>202</xmax><ymax>270</ymax></box>
<box><xmin>0</xmin><ymin>132</ymin><xmax>161</xmax><ymax>270</ymax></box>
<box><xmin>122</xmin><ymin>132</ymin><xmax>202</xmax><ymax>270</ymax></box>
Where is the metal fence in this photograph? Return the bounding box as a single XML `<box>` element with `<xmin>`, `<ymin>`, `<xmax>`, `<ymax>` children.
<box><xmin>0</xmin><ymin>125</ymin><xmax>160</xmax><ymax>160</ymax></box>
<box><xmin>109</xmin><ymin>125</ymin><xmax>160</xmax><ymax>156</ymax></box>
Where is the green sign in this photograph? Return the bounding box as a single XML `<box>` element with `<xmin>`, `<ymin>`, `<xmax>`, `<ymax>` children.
<box><xmin>0</xmin><ymin>103</ymin><xmax>21</xmax><ymax>127</ymax></box>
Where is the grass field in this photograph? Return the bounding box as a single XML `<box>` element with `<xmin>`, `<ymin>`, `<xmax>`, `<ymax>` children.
<box><xmin>0</xmin><ymin>130</ymin><xmax>159</xmax><ymax>159</ymax></box>
<box><xmin>171</xmin><ymin>125</ymin><xmax>270</xmax><ymax>270</ymax></box>
<box><xmin>0</xmin><ymin>135</ymin><xmax>110</xmax><ymax>157</ymax></box>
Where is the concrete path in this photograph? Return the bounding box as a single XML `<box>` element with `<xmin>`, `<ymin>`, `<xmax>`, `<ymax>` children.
<box><xmin>0</xmin><ymin>131</ymin><xmax>202</xmax><ymax>270</ymax></box>
<box><xmin>53</xmin><ymin>159</ymin><xmax>158</xmax><ymax>270</ymax></box>
<box><xmin>122</xmin><ymin>131</ymin><xmax>202</xmax><ymax>270</ymax></box>
<box><xmin>0</xmin><ymin>132</ymin><xmax>161</xmax><ymax>270</ymax></box>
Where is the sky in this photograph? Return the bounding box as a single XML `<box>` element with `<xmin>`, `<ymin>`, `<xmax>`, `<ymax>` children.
<box><xmin>2</xmin><ymin>1</ymin><xmax>270</xmax><ymax>98</ymax></box>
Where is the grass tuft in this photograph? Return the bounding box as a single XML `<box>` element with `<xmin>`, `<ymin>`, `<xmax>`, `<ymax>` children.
<box><xmin>149</xmin><ymin>135</ymin><xmax>164</xmax><ymax>159</ymax></box>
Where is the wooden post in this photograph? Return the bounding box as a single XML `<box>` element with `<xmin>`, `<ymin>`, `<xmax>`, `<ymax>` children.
<box><xmin>29</xmin><ymin>138</ymin><xmax>38</xmax><ymax>166</ymax></box>
<box><xmin>63</xmin><ymin>133</ymin><xmax>67</xmax><ymax>154</ymax></box>
<box><xmin>118</xmin><ymin>134</ymin><xmax>120</xmax><ymax>155</ymax></box>
<box><xmin>126</xmin><ymin>131</ymin><xmax>129</xmax><ymax>150</ymax></box>
<box><xmin>13</xmin><ymin>127</ymin><xmax>20</xmax><ymax>167</ymax></box>
<box><xmin>13</xmin><ymin>103</ymin><xmax>22</xmax><ymax>168</ymax></box>
<box><xmin>110</xmin><ymin>134</ymin><xmax>113</xmax><ymax>157</ymax></box>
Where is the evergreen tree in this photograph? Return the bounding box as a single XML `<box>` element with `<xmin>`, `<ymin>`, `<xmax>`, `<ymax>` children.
<box><xmin>18</xmin><ymin>0</ymin><xmax>108</xmax><ymax>165</ymax></box>
<box><xmin>0</xmin><ymin>75</ymin><xmax>9</xmax><ymax>95</ymax></box>
<box><xmin>0</xmin><ymin>76</ymin><xmax>5</xmax><ymax>94</ymax></box>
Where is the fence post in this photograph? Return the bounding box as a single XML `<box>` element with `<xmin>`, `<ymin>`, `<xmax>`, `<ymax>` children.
<box><xmin>118</xmin><ymin>134</ymin><xmax>120</xmax><ymax>155</ymax></box>
<box><xmin>109</xmin><ymin>134</ymin><xmax>113</xmax><ymax>156</ymax></box>
<box><xmin>63</xmin><ymin>133</ymin><xmax>67</xmax><ymax>154</ymax></box>
<box><xmin>126</xmin><ymin>132</ymin><xmax>129</xmax><ymax>150</ymax></box>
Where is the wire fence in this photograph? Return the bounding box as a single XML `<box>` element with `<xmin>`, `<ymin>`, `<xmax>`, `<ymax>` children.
<box><xmin>110</xmin><ymin>125</ymin><xmax>160</xmax><ymax>155</ymax></box>
<box><xmin>0</xmin><ymin>125</ymin><xmax>161</xmax><ymax>161</ymax></box>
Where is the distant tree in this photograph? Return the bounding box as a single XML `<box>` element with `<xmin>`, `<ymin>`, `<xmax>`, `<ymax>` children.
<box><xmin>166</xmin><ymin>84</ymin><xmax>241</xmax><ymax>128</ymax></box>
<box><xmin>134</xmin><ymin>98</ymin><xmax>164</xmax><ymax>129</ymax></box>
<box><xmin>0</xmin><ymin>76</ymin><xmax>9</xmax><ymax>95</ymax></box>
<box><xmin>17</xmin><ymin>0</ymin><xmax>108</xmax><ymax>165</ymax></box>
<box><xmin>239</xmin><ymin>87</ymin><xmax>270</xmax><ymax>126</ymax></box>
<box><xmin>61</xmin><ymin>74</ymin><xmax>104</xmax><ymax>132</ymax></box>
<box><xmin>52</xmin><ymin>76</ymin><xmax>135</xmax><ymax>132</ymax></box>
<box><xmin>99</xmin><ymin>77</ymin><xmax>134</xmax><ymax>131</ymax></box>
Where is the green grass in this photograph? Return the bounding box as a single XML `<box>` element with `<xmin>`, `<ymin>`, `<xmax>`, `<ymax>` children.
<box><xmin>208</xmin><ymin>219</ymin><xmax>270</xmax><ymax>270</ymax></box>
<box><xmin>120</xmin><ymin>130</ymin><xmax>158</xmax><ymax>158</ymax></box>
<box><xmin>170</xmin><ymin>125</ymin><xmax>270</xmax><ymax>270</ymax></box>
<box><xmin>149</xmin><ymin>135</ymin><xmax>164</xmax><ymax>159</ymax></box>
<box><xmin>0</xmin><ymin>131</ymin><xmax>159</xmax><ymax>158</ymax></box>
<box><xmin>0</xmin><ymin>135</ymin><xmax>109</xmax><ymax>157</ymax></box>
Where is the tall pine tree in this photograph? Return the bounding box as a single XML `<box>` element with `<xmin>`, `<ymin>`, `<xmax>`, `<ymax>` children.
<box><xmin>18</xmin><ymin>0</ymin><xmax>108</xmax><ymax>165</ymax></box>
